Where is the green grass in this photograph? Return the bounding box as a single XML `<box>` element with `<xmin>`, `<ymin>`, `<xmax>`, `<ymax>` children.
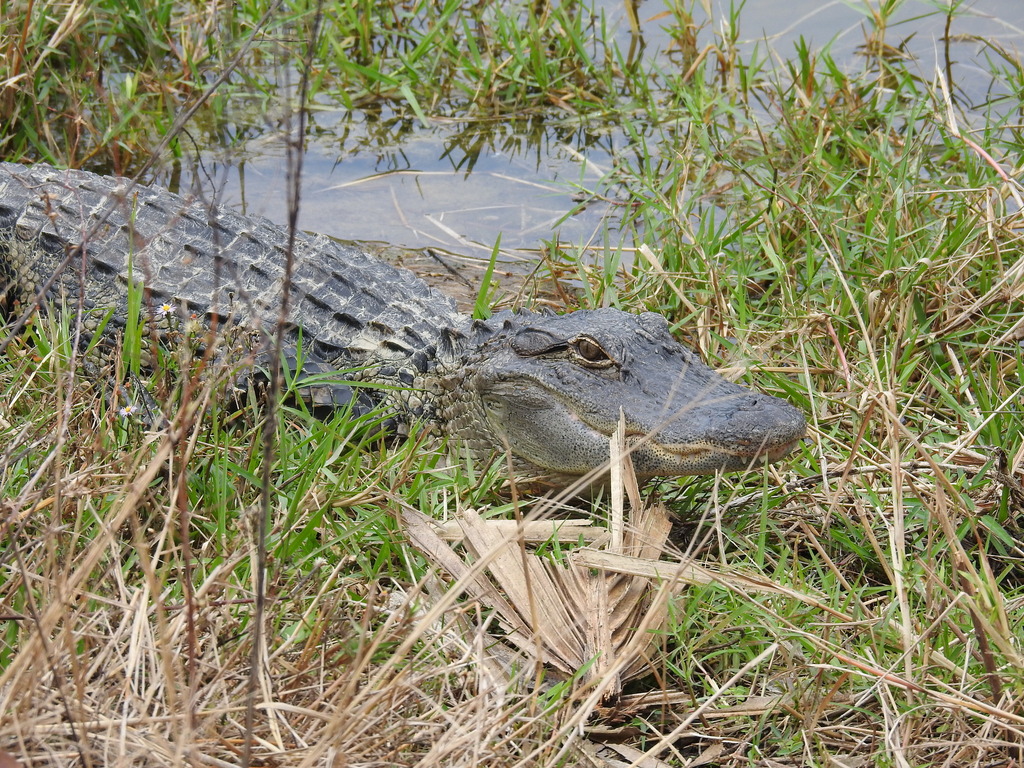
<box><xmin>3</xmin><ymin>0</ymin><xmax>1024</xmax><ymax>766</ymax></box>
<box><xmin>1</xmin><ymin>0</ymin><xmax>638</xmax><ymax>169</ymax></box>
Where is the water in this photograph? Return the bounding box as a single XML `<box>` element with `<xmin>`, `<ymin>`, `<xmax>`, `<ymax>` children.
<box><xmin>166</xmin><ymin>0</ymin><xmax>1022</xmax><ymax>289</ymax></box>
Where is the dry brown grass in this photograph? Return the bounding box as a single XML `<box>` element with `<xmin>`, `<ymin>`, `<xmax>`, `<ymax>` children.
<box><xmin>4</xmin><ymin>362</ymin><xmax>1023</xmax><ymax>767</ymax></box>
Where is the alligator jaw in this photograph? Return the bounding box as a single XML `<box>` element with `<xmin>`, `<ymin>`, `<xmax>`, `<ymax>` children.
<box><xmin>617</xmin><ymin>389</ymin><xmax>808</xmax><ymax>477</ymax></box>
<box><xmin>621</xmin><ymin>428</ymin><xmax>805</xmax><ymax>479</ymax></box>
<box><xmin>563</xmin><ymin>387</ymin><xmax>807</xmax><ymax>479</ymax></box>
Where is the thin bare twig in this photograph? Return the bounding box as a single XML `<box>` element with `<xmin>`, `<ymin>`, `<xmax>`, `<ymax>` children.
<box><xmin>243</xmin><ymin>3</ymin><xmax>325</xmax><ymax>766</ymax></box>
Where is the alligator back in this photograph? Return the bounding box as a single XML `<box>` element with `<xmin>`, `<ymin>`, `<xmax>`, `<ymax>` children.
<box><xmin>0</xmin><ymin>163</ymin><xmax>470</xmax><ymax>407</ymax></box>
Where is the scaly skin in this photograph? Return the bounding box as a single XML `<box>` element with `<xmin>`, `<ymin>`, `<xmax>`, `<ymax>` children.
<box><xmin>0</xmin><ymin>162</ymin><xmax>806</xmax><ymax>481</ymax></box>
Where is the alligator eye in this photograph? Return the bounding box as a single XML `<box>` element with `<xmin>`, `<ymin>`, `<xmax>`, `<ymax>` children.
<box><xmin>571</xmin><ymin>336</ymin><xmax>615</xmax><ymax>368</ymax></box>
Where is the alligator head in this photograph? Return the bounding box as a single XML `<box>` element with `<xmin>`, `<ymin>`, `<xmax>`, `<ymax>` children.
<box><xmin>441</xmin><ymin>308</ymin><xmax>806</xmax><ymax>481</ymax></box>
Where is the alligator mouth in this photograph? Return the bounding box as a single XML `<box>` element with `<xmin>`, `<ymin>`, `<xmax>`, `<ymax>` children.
<box><xmin>621</xmin><ymin>431</ymin><xmax>805</xmax><ymax>476</ymax></box>
<box><xmin>714</xmin><ymin>435</ymin><xmax>805</xmax><ymax>463</ymax></box>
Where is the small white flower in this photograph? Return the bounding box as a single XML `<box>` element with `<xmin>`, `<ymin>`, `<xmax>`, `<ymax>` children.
<box><xmin>157</xmin><ymin>302</ymin><xmax>176</xmax><ymax>317</ymax></box>
<box><xmin>118</xmin><ymin>404</ymin><xmax>138</xmax><ymax>418</ymax></box>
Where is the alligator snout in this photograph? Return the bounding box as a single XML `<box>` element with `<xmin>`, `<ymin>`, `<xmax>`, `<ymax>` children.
<box><xmin>649</xmin><ymin>388</ymin><xmax>807</xmax><ymax>474</ymax></box>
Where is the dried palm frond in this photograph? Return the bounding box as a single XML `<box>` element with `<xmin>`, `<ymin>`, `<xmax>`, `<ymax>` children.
<box><xmin>401</xmin><ymin>419</ymin><xmax>674</xmax><ymax>699</ymax></box>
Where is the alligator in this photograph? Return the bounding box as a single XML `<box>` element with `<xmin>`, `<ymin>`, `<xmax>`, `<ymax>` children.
<box><xmin>0</xmin><ymin>162</ymin><xmax>806</xmax><ymax>483</ymax></box>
